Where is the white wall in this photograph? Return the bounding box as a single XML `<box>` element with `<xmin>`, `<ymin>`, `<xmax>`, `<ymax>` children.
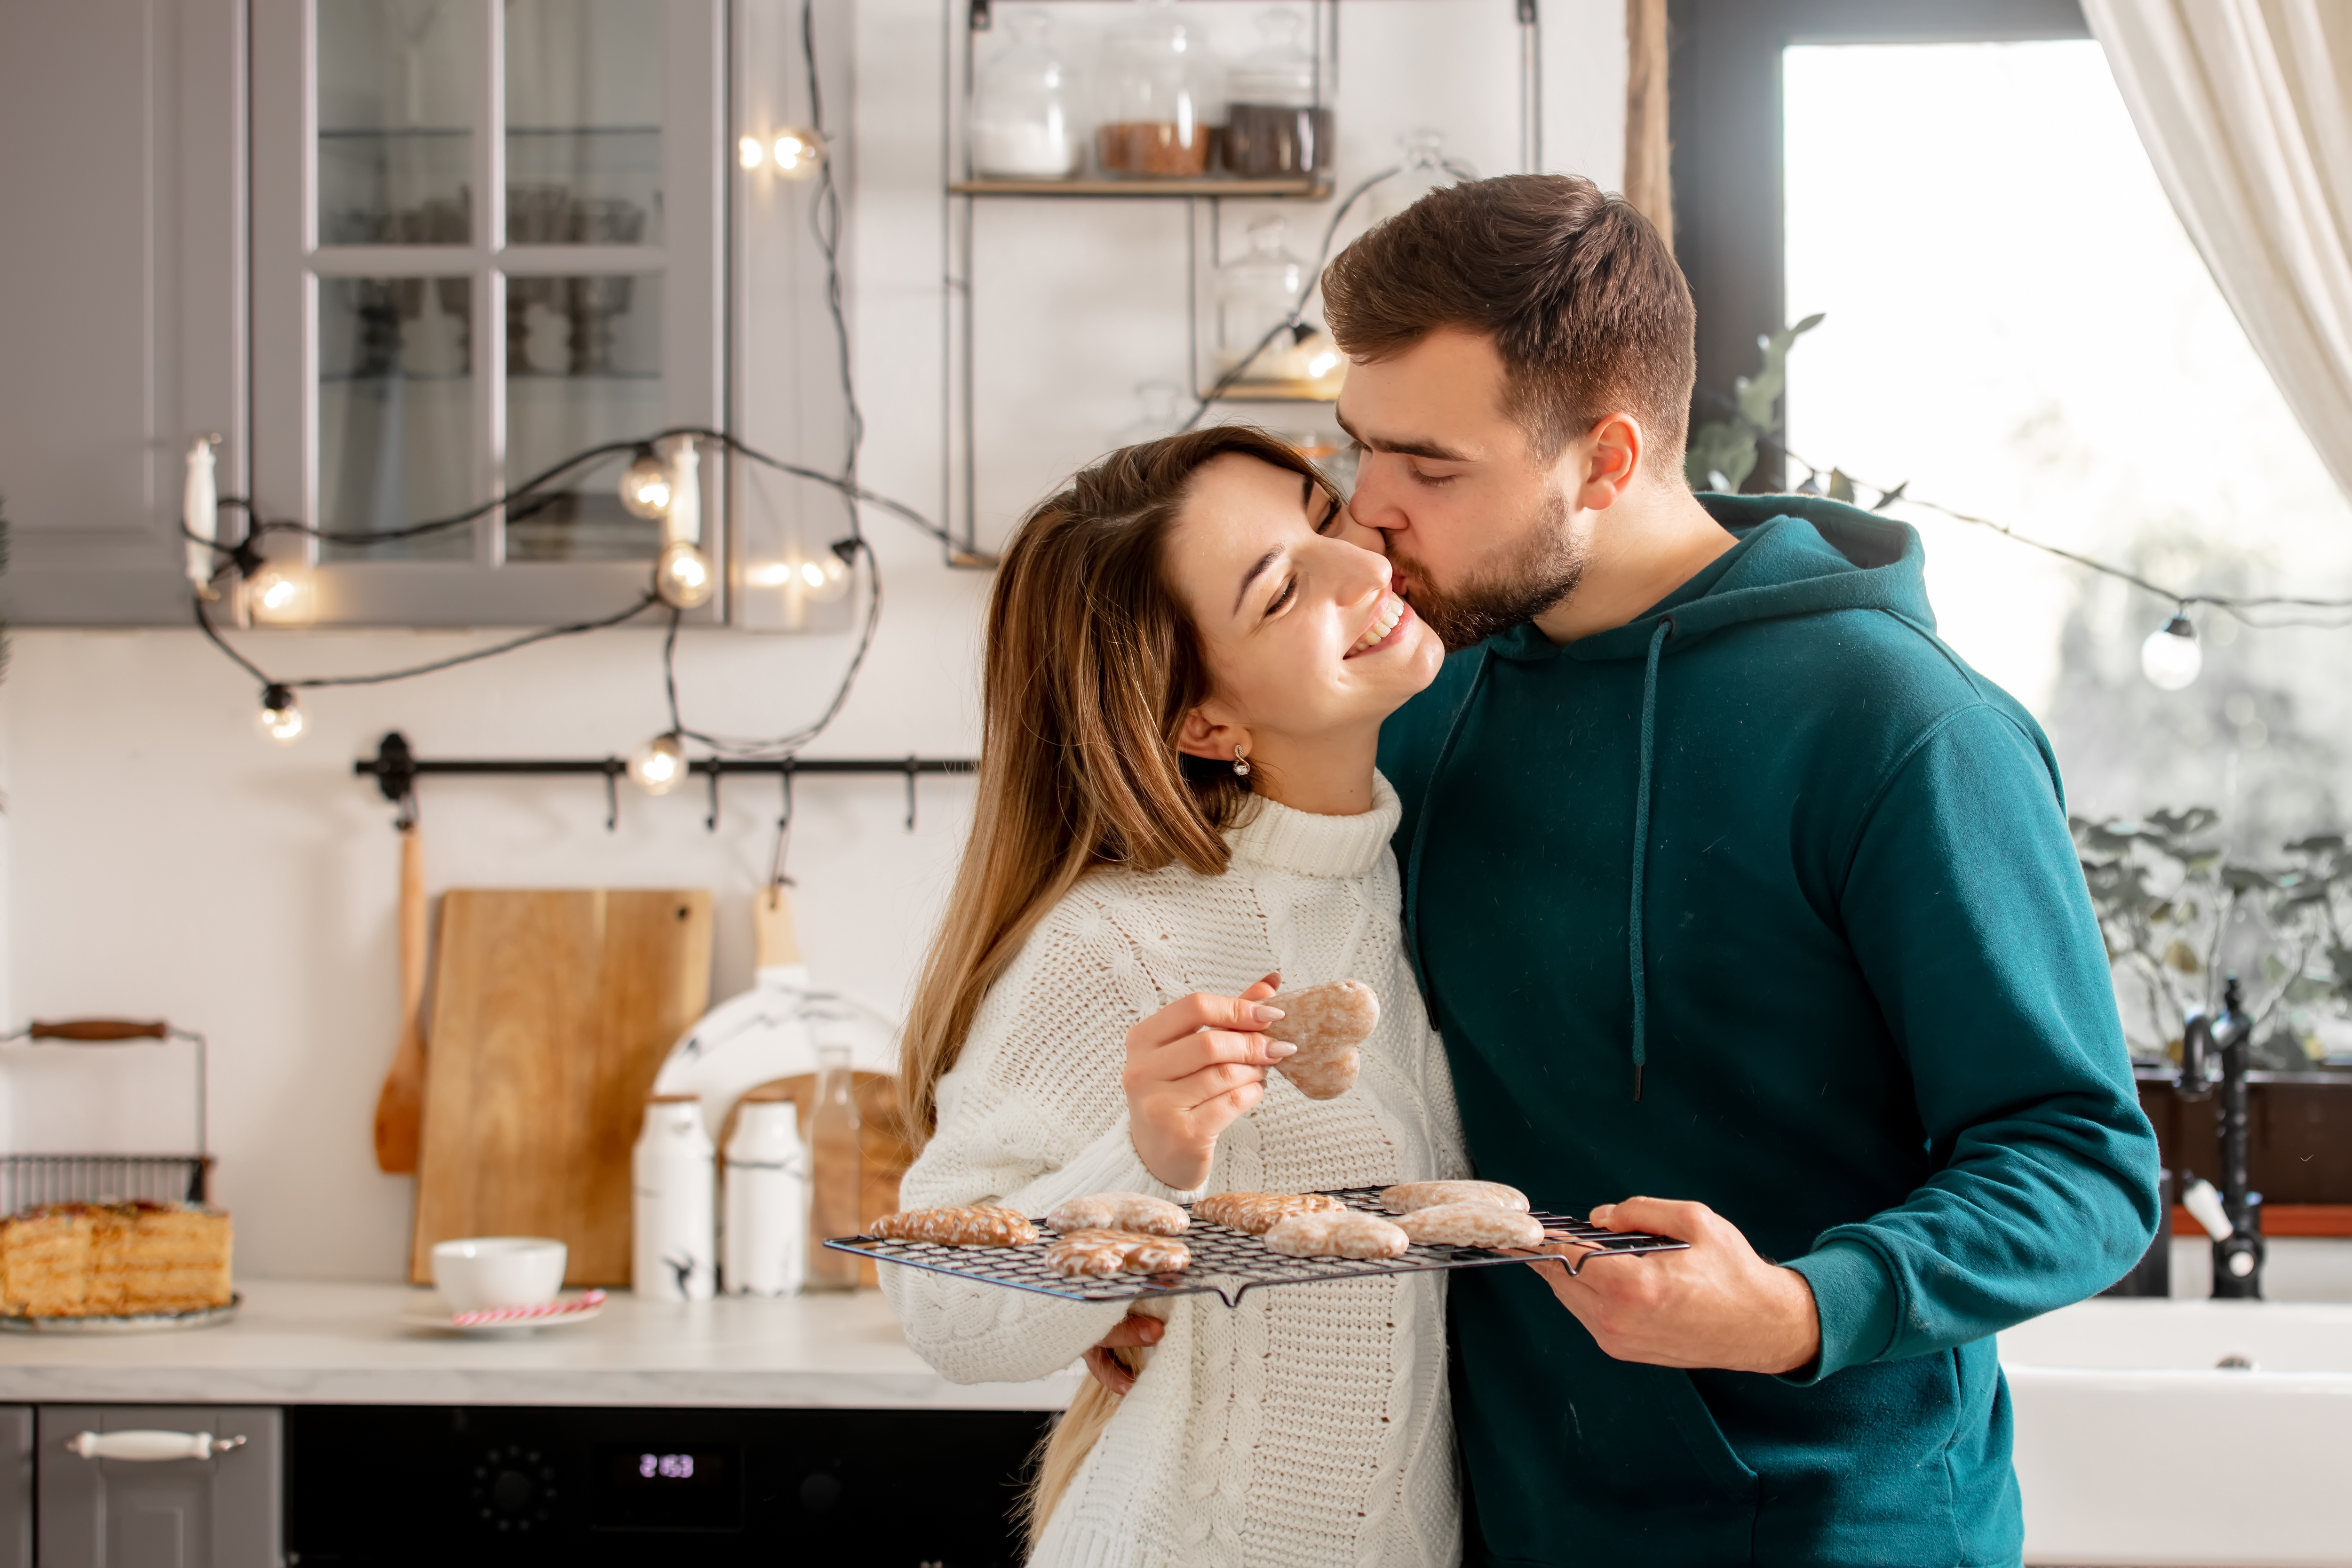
<box><xmin>2</xmin><ymin>0</ymin><xmax>1626</xmax><ymax>1281</ymax></box>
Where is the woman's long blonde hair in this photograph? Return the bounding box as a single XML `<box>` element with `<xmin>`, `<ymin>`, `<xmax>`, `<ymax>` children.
<box><xmin>900</xmin><ymin>427</ymin><xmax>1342</xmax><ymax>1551</ymax></box>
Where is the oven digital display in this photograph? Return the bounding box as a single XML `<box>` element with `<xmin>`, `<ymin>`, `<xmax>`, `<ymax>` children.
<box><xmin>590</xmin><ymin>1442</ymin><xmax>742</xmax><ymax>1531</ymax></box>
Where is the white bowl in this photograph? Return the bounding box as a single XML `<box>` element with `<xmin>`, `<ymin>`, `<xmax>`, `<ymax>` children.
<box><xmin>430</xmin><ymin>1237</ymin><xmax>568</xmax><ymax>1313</ymax></box>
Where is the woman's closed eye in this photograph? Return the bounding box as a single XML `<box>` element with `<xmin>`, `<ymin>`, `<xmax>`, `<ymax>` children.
<box><xmin>1265</xmin><ymin>574</ymin><xmax>1299</xmax><ymax>617</ymax></box>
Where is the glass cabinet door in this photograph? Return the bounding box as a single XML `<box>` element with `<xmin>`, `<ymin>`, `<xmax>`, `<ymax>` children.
<box><xmin>253</xmin><ymin>0</ymin><xmax>722</xmax><ymax>624</ymax></box>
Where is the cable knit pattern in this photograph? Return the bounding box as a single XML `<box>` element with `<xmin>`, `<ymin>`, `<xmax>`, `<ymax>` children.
<box><xmin>882</xmin><ymin>774</ymin><xmax>1468</xmax><ymax>1568</ymax></box>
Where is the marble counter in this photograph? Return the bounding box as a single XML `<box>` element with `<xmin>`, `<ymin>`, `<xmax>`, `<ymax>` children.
<box><xmin>0</xmin><ymin>1281</ymin><xmax>1081</xmax><ymax>1409</ymax></box>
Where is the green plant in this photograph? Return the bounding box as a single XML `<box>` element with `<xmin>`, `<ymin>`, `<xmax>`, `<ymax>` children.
<box><xmin>2072</xmin><ymin>809</ymin><xmax>2350</xmax><ymax>1066</ymax></box>
<box><xmin>1684</xmin><ymin>312</ymin><xmax>1824</xmax><ymax>493</ymax></box>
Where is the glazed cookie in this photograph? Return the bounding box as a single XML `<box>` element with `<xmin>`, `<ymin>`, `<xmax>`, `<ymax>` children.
<box><xmin>1261</xmin><ymin>1209</ymin><xmax>1410</xmax><ymax>1260</ymax></box>
<box><xmin>1045</xmin><ymin>1192</ymin><xmax>1190</xmax><ymax>1237</ymax></box>
<box><xmin>1046</xmin><ymin>1228</ymin><xmax>1192</xmax><ymax>1278</ymax></box>
<box><xmin>1263</xmin><ymin>980</ymin><xmax>1379</xmax><ymax>1100</ymax></box>
<box><xmin>867</xmin><ymin>1205</ymin><xmax>1039</xmax><ymax>1248</ymax></box>
<box><xmin>1392</xmin><ymin>1202</ymin><xmax>1546</xmax><ymax>1249</ymax></box>
<box><xmin>1191</xmin><ymin>1190</ymin><xmax>1346</xmax><ymax>1235</ymax></box>
<box><xmin>1377</xmin><ymin>1180</ymin><xmax>1531</xmax><ymax>1216</ymax></box>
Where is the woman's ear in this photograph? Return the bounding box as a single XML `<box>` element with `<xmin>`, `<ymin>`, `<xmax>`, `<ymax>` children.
<box><xmin>1175</xmin><ymin>703</ymin><xmax>1248</xmax><ymax>764</ymax></box>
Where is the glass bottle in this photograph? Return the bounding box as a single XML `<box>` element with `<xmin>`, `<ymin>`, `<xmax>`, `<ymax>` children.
<box><xmin>806</xmin><ymin>1044</ymin><xmax>864</xmax><ymax>1290</ymax></box>
<box><xmin>1097</xmin><ymin>0</ymin><xmax>1223</xmax><ymax>179</ymax></box>
<box><xmin>1223</xmin><ymin>9</ymin><xmax>1331</xmax><ymax>180</ymax></box>
<box><xmin>972</xmin><ymin>10</ymin><xmax>1084</xmax><ymax>180</ymax></box>
<box><xmin>1373</xmin><ymin>128</ymin><xmax>1469</xmax><ymax>223</ymax></box>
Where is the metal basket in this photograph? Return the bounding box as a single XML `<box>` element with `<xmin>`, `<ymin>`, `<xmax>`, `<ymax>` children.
<box><xmin>827</xmin><ymin>1186</ymin><xmax>1689</xmax><ymax>1309</ymax></box>
<box><xmin>0</xmin><ymin>1020</ymin><xmax>212</xmax><ymax>1211</ymax></box>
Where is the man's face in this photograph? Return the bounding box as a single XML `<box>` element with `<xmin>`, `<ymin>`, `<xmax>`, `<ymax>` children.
<box><xmin>1335</xmin><ymin>327</ymin><xmax>1586</xmax><ymax>650</ymax></box>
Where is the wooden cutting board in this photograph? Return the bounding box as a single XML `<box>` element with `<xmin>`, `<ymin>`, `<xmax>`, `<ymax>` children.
<box><xmin>410</xmin><ymin>890</ymin><xmax>714</xmax><ymax>1285</ymax></box>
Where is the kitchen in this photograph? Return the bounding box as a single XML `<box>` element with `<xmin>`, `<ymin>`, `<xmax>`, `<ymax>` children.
<box><xmin>4</xmin><ymin>1</ymin><xmax>2352</xmax><ymax>1565</ymax></box>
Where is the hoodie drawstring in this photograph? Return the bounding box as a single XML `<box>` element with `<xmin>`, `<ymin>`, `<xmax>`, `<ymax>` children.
<box><xmin>1628</xmin><ymin>616</ymin><xmax>1673</xmax><ymax>1101</ymax></box>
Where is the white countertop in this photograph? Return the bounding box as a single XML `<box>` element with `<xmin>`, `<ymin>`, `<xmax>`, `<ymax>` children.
<box><xmin>0</xmin><ymin>1281</ymin><xmax>1081</xmax><ymax>1410</ymax></box>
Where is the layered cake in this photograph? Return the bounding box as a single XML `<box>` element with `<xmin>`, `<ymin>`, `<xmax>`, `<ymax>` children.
<box><xmin>0</xmin><ymin>1202</ymin><xmax>233</xmax><ymax>1317</ymax></box>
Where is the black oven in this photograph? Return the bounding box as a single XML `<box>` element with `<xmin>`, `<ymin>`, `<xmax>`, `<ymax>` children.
<box><xmin>284</xmin><ymin>1405</ymin><xmax>1053</xmax><ymax>1566</ymax></box>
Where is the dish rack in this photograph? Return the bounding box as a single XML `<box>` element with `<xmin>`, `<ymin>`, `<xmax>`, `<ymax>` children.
<box><xmin>0</xmin><ymin>1019</ymin><xmax>213</xmax><ymax>1212</ymax></box>
<box><xmin>827</xmin><ymin>1186</ymin><xmax>1690</xmax><ymax>1309</ymax></box>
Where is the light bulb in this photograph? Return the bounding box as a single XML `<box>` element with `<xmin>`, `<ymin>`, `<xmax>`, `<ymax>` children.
<box><xmin>799</xmin><ymin>550</ymin><xmax>852</xmax><ymax>604</ymax></box>
<box><xmin>620</xmin><ymin>446</ymin><xmax>673</xmax><ymax>519</ymax></box>
<box><xmin>2140</xmin><ymin>613</ymin><xmax>2203</xmax><ymax>691</ymax></box>
<box><xmin>259</xmin><ymin>685</ymin><xmax>305</xmax><ymax>745</ymax></box>
<box><xmin>656</xmin><ymin>539</ymin><xmax>716</xmax><ymax>608</ymax></box>
<box><xmin>739</xmin><ymin>135</ymin><xmax>766</xmax><ymax>169</ymax></box>
<box><xmin>772</xmin><ymin>128</ymin><xmax>821</xmax><ymax>180</ymax></box>
<box><xmin>629</xmin><ymin>732</ymin><xmax>688</xmax><ymax>795</ymax></box>
<box><xmin>246</xmin><ymin>559</ymin><xmax>316</xmax><ymax>624</ymax></box>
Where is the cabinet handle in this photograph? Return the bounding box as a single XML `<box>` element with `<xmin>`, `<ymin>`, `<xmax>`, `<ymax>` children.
<box><xmin>64</xmin><ymin>1430</ymin><xmax>246</xmax><ymax>1462</ymax></box>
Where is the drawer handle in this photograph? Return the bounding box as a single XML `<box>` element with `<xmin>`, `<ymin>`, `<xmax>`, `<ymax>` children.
<box><xmin>65</xmin><ymin>1431</ymin><xmax>246</xmax><ymax>1462</ymax></box>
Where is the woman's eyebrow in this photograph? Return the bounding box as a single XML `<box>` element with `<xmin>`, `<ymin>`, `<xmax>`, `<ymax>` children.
<box><xmin>1234</xmin><ymin>547</ymin><xmax>1282</xmax><ymax>615</ymax></box>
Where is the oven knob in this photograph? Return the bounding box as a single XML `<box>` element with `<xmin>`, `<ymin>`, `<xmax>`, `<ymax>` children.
<box><xmin>472</xmin><ymin>1443</ymin><xmax>559</xmax><ymax>1531</ymax></box>
<box><xmin>800</xmin><ymin>1471</ymin><xmax>842</xmax><ymax>1512</ymax></box>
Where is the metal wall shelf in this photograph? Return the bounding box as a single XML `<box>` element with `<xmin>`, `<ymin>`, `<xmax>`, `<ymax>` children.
<box><xmin>950</xmin><ymin>176</ymin><xmax>1332</xmax><ymax>199</ymax></box>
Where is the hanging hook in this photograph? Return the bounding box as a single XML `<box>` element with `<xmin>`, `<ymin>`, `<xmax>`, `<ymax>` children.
<box><xmin>602</xmin><ymin>759</ymin><xmax>621</xmax><ymax>832</ymax></box>
<box><xmin>704</xmin><ymin>763</ymin><xmax>721</xmax><ymax>833</ymax></box>
<box><xmin>769</xmin><ymin>764</ymin><xmax>798</xmax><ymax>888</ymax></box>
<box><xmin>904</xmin><ymin>755</ymin><xmax>920</xmax><ymax>832</ymax></box>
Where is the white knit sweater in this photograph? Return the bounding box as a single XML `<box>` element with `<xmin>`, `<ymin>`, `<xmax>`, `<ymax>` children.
<box><xmin>882</xmin><ymin>775</ymin><xmax>1468</xmax><ymax>1568</ymax></box>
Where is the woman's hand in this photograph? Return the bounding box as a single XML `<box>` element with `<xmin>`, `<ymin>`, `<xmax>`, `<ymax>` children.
<box><xmin>1122</xmin><ymin>972</ymin><xmax>1293</xmax><ymax>1191</ymax></box>
<box><xmin>1082</xmin><ymin>1313</ymin><xmax>1164</xmax><ymax>1396</ymax></box>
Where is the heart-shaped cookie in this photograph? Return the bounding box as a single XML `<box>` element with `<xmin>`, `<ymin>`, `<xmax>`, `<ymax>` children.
<box><xmin>1263</xmin><ymin>979</ymin><xmax>1379</xmax><ymax>1100</ymax></box>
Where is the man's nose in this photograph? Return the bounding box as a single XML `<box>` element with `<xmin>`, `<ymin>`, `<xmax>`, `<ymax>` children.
<box><xmin>1348</xmin><ymin>455</ymin><xmax>1408</xmax><ymax>533</ymax></box>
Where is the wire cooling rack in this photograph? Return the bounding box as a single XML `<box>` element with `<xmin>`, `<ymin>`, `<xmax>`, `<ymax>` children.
<box><xmin>826</xmin><ymin>1186</ymin><xmax>1690</xmax><ymax>1308</ymax></box>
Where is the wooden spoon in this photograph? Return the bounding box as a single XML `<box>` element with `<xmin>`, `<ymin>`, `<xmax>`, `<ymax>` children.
<box><xmin>372</xmin><ymin>820</ymin><xmax>429</xmax><ymax>1172</ymax></box>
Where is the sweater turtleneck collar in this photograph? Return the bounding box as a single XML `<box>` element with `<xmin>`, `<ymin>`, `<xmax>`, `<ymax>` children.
<box><xmin>1224</xmin><ymin>772</ymin><xmax>1400</xmax><ymax>879</ymax></box>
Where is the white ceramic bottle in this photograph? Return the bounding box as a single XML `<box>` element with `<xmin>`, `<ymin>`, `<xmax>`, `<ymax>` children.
<box><xmin>632</xmin><ymin>1093</ymin><xmax>716</xmax><ymax>1302</ymax></box>
<box><xmin>723</xmin><ymin>1097</ymin><xmax>809</xmax><ymax>1297</ymax></box>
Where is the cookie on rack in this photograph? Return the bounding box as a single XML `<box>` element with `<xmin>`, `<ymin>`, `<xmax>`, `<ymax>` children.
<box><xmin>1192</xmin><ymin>1191</ymin><xmax>1346</xmax><ymax>1236</ymax></box>
<box><xmin>1377</xmin><ymin>1180</ymin><xmax>1530</xmax><ymax>1216</ymax></box>
<box><xmin>1046</xmin><ymin>1229</ymin><xmax>1192</xmax><ymax>1278</ymax></box>
<box><xmin>1391</xmin><ymin>1202</ymin><xmax>1545</xmax><ymax>1249</ymax></box>
<box><xmin>1261</xmin><ymin>1210</ymin><xmax>1410</xmax><ymax>1260</ymax></box>
<box><xmin>1045</xmin><ymin>1192</ymin><xmax>1189</xmax><ymax>1237</ymax></box>
<box><xmin>1263</xmin><ymin>980</ymin><xmax>1378</xmax><ymax>1100</ymax></box>
<box><xmin>867</xmin><ymin>1205</ymin><xmax>1038</xmax><ymax>1248</ymax></box>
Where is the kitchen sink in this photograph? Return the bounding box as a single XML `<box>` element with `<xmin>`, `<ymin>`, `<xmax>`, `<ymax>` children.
<box><xmin>2001</xmin><ymin>1297</ymin><xmax>2352</xmax><ymax>1567</ymax></box>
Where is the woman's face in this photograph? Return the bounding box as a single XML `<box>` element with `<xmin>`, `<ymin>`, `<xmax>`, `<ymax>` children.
<box><xmin>1161</xmin><ymin>453</ymin><xmax>1444</xmax><ymax>760</ymax></box>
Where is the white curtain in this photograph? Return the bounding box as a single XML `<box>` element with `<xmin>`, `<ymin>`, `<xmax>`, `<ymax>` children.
<box><xmin>2084</xmin><ymin>0</ymin><xmax>2352</xmax><ymax>501</ymax></box>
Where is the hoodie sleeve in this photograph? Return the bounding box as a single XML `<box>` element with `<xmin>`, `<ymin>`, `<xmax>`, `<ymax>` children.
<box><xmin>1781</xmin><ymin>700</ymin><xmax>2161</xmax><ymax>1383</ymax></box>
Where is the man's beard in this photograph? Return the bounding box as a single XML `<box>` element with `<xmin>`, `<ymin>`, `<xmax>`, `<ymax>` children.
<box><xmin>1389</xmin><ymin>490</ymin><xmax>1585</xmax><ymax>651</ymax></box>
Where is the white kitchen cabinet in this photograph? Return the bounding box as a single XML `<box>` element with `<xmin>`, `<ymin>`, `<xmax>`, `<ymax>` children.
<box><xmin>250</xmin><ymin>0</ymin><xmax>728</xmax><ymax>626</ymax></box>
<box><xmin>34</xmin><ymin>1407</ymin><xmax>280</xmax><ymax>1568</ymax></box>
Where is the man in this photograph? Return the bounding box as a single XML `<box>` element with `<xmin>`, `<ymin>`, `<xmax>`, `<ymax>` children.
<box><xmin>1320</xmin><ymin>175</ymin><xmax>2160</xmax><ymax>1565</ymax></box>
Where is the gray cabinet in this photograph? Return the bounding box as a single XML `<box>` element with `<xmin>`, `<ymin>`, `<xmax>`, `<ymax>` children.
<box><xmin>0</xmin><ymin>0</ymin><xmax>246</xmax><ymax>627</ymax></box>
<box><xmin>0</xmin><ymin>1408</ymin><xmax>30</xmax><ymax>1568</ymax></box>
<box><xmin>35</xmin><ymin>1408</ymin><xmax>280</xmax><ymax>1568</ymax></box>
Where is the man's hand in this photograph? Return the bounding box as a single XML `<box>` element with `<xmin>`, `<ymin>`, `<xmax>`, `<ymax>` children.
<box><xmin>1081</xmin><ymin>1313</ymin><xmax>1164</xmax><ymax>1396</ymax></box>
<box><xmin>1531</xmin><ymin>1197</ymin><xmax>1822</xmax><ymax>1376</ymax></box>
<box><xmin>1122</xmin><ymin>974</ymin><xmax>1291</xmax><ymax>1192</ymax></box>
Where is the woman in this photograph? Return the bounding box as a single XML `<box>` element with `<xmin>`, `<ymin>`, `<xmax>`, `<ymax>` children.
<box><xmin>885</xmin><ymin>425</ymin><xmax>1464</xmax><ymax>1566</ymax></box>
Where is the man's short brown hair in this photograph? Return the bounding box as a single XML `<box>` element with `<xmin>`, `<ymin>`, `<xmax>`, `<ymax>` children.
<box><xmin>1322</xmin><ymin>174</ymin><xmax>1694</xmax><ymax>472</ymax></box>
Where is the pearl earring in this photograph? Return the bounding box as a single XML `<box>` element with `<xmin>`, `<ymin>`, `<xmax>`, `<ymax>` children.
<box><xmin>1232</xmin><ymin>746</ymin><xmax>1251</xmax><ymax>778</ymax></box>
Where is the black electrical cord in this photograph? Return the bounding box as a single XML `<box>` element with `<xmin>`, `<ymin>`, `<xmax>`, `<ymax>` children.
<box><xmin>803</xmin><ymin>0</ymin><xmax>863</xmax><ymax>545</ymax></box>
<box><xmin>659</xmin><ymin>538</ymin><xmax>884</xmax><ymax>760</ymax></box>
<box><xmin>195</xmin><ymin>591</ymin><xmax>663</xmax><ymax>692</ymax></box>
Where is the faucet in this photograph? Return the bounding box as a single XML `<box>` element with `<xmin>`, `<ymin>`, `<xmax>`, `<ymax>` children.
<box><xmin>2176</xmin><ymin>975</ymin><xmax>2264</xmax><ymax>1298</ymax></box>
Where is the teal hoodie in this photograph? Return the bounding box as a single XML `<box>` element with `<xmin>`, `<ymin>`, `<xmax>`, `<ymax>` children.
<box><xmin>1377</xmin><ymin>496</ymin><xmax>2160</xmax><ymax>1567</ymax></box>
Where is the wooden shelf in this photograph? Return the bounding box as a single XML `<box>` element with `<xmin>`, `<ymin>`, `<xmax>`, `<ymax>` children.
<box><xmin>951</xmin><ymin>176</ymin><xmax>1332</xmax><ymax>199</ymax></box>
<box><xmin>2174</xmin><ymin>1203</ymin><xmax>2352</xmax><ymax>1238</ymax></box>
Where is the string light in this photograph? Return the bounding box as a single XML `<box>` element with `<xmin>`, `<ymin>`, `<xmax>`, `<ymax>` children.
<box><xmin>2140</xmin><ymin>613</ymin><xmax>2204</xmax><ymax>691</ymax></box>
<box><xmin>628</xmin><ymin>732</ymin><xmax>688</xmax><ymax>795</ymax></box>
<box><xmin>739</xmin><ymin>135</ymin><xmax>766</xmax><ymax>169</ymax></box>
<box><xmin>619</xmin><ymin>446</ymin><xmax>673</xmax><ymax>519</ymax></box>
<box><xmin>246</xmin><ymin>559</ymin><xmax>315</xmax><ymax>624</ymax></box>
<box><xmin>771</xmin><ymin>128</ymin><xmax>821</xmax><ymax>179</ymax></box>
<box><xmin>655</xmin><ymin>539</ymin><xmax>717</xmax><ymax>609</ymax></box>
<box><xmin>259</xmin><ymin>684</ymin><xmax>304</xmax><ymax>744</ymax></box>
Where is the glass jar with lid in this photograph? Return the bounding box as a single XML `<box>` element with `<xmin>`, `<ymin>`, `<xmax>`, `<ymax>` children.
<box><xmin>971</xmin><ymin>9</ymin><xmax>1084</xmax><ymax>180</ymax></box>
<box><xmin>1097</xmin><ymin>0</ymin><xmax>1223</xmax><ymax>179</ymax></box>
<box><xmin>1224</xmin><ymin>9</ymin><xmax>1331</xmax><ymax>180</ymax></box>
<box><xmin>1213</xmin><ymin>218</ymin><xmax>1343</xmax><ymax>395</ymax></box>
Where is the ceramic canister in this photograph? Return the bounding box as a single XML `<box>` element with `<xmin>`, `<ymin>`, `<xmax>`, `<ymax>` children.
<box><xmin>633</xmin><ymin>1094</ymin><xmax>716</xmax><ymax>1302</ymax></box>
<box><xmin>723</xmin><ymin>1097</ymin><xmax>810</xmax><ymax>1297</ymax></box>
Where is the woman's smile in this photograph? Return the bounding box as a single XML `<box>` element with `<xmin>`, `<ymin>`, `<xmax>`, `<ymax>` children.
<box><xmin>1347</xmin><ymin>592</ymin><xmax>1413</xmax><ymax>658</ymax></box>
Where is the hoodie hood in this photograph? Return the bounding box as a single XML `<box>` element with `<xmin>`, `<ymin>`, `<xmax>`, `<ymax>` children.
<box><xmin>1409</xmin><ymin>495</ymin><xmax>1940</xmax><ymax>1099</ymax></box>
